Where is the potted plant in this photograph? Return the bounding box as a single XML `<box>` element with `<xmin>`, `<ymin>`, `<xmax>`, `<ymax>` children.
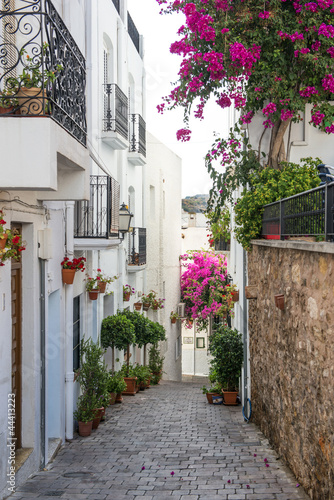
<box><xmin>208</xmin><ymin>325</ymin><xmax>243</xmax><ymax>405</ymax></box>
<box><xmin>141</xmin><ymin>292</ymin><xmax>153</xmax><ymax>311</ymax></box>
<box><xmin>85</xmin><ymin>276</ymin><xmax>99</xmax><ymax>300</ymax></box>
<box><xmin>107</xmin><ymin>371</ymin><xmax>127</xmax><ymax>404</ymax></box>
<box><xmin>148</xmin><ymin>343</ymin><xmax>165</xmax><ymax>385</ymax></box>
<box><xmin>119</xmin><ymin>362</ymin><xmax>138</xmax><ymax>395</ymax></box>
<box><xmin>202</xmin><ymin>383</ymin><xmax>223</xmax><ymax>404</ymax></box>
<box><xmin>96</xmin><ymin>268</ymin><xmax>118</xmax><ymax>293</ymax></box>
<box><xmin>123</xmin><ymin>284</ymin><xmax>135</xmax><ymax>301</ymax></box>
<box><xmin>134</xmin><ymin>301</ymin><xmax>142</xmax><ymax>311</ymax></box>
<box><xmin>133</xmin><ymin>364</ymin><xmax>152</xmax><ymax>390</ymax></box>
<box><xmin>170</xmin><ymin>311</ymin><xmax>180</xmax><ymax>324</ymax></box>
<box><xmin>73</xmin><ymin>392</ymin><xmax>99</xmax><ymax>437</ymax></box>
<box><xmin>61</xmin><ymin>256</ymin><xmax>86</xmax><ymax>284</ymax></box>
<box><xmin>11</xmin><ymin>43</ymin><xmax>63</xmax><ymax>115</ymax></box>
<box><xmin>0</xmin><ymin>212</ymin><xmax>26</xmax><ymax>266</ymax></box>
<box><xmin>101</xmin><ymin>311</ymin><xmax>136</xmax><ymax>373</ymax></box>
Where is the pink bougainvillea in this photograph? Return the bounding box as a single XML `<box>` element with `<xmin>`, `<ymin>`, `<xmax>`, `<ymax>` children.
<box><xmin>180</xmin><ymin>251</ymin><xmax>236</xmax><ymax>330</ymax></box>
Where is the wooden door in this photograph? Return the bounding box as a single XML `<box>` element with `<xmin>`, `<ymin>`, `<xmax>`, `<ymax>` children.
<box><xmin>11</xmin><ymin>225</ymin><xmax>22</xmax><ymax>449</ymax></box>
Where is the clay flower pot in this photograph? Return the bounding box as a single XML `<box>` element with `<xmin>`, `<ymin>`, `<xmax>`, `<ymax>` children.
<box><xmin>88</xmin><ymin>290</ymin><xmax>99</xmax><ymax>300</ymax></box>
<box><xmin>98</xmin><ymin>281</ymin><xmax>107</xmax><ymax>293</ymax></box>
<box><xmin>0</xmin><ymin>234</ymin><xmax>8</xmax><ymax>250</ymax></box>
<box><xmin>123</xmin><ymin>292</ymin><xmax>130</xmax><ymax>301</ymax></box>
<box><xmin>134</xmin><ymin>302</ymin><xmax>142</xmax><ymax>311</ymax></box>
<box><xmin>171</xmin><ymin>317</ymin><xmax>177</xmax><ymax>324</ymax></box>
<box><xmin>109</xmin><ymin>392</ymin><xmax>116</xmax><ymax>405</ymax></box>
<box><xmin>62</xmin><ymin>268</ymin><xmax>76</xmax><ymax>285</ymax></box>
<box><xmin>222</xmin><ymin>390</ymin><xmax>238</xmax><ymax>405</ymax></box>
<box><xmin>122</xmin><ymin>377</ymin><xmax>138</xmax><ymax>396</ymax></box>
<box><xmin>78</xmin><ymin>421</ymin><xmax>93</xmax><ymax>437</ymax></box>
<box><xmin>143</xmin><ymin>303</ymin><xmax>150</xmax><ymax>311</ymax></box>
<box><xmin>232</xmin><ymin>290</ymin><xmax>239</xmax><ymax>302</ymax></box>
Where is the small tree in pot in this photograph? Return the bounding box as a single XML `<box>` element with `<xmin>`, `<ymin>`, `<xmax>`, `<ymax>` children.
<box><xmin>101</xmin><ymin>311</ymin><xmax>136</xmax><ymax>373</ymax></box>
<box><xmin>208</xmin><ymin>325</ymin><xmax>243</xmax><ymax>405</ymax></box>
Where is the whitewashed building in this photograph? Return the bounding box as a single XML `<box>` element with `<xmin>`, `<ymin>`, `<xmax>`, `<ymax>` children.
<box><xmin>0</xmin><ymin>0</ymin><xmax>182</xmax><ymax>497</ymax></box>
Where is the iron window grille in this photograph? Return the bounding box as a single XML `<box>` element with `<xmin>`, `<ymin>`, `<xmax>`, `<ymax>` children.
<box><xmin>103</xmin><ymin>83</ymin><xmax>128</xmax><ymax>140</ymax></box>
<box><xmin>74</xmin><ymin>175</ymin><xmax>120</xmax><ymax>238</ymax></box>
<box><xmin>128</xmin><ymin>227</ymin><xmax>147</xmax><ymax>266</ymax></box>
<box><xmin>0</xmin><ymin>0</ymin><xmax>87</xmax><ymax>146</ymax></box>
<box><xmin>129</xmin><ymin>113</ymin><xmax>146</xmax><ymax>157</ymax></box>
<box><xmin>127</xmin><ymin>11</ymin><xmax>140</xmax><ymax>54</ymax></box>
<box><xmin>261</xmin><ymin>182</ymin><xmax>334</xmax><ymax>241</ymax></box>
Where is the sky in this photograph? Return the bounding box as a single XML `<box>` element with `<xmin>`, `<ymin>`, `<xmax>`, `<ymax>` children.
<box><xmin>127</xmin><ymin>0</ymin><xmax>229</xmax><ymax>198</ymax></box>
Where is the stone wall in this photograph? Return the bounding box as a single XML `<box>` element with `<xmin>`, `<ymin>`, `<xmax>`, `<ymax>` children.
<box><xmin>248</xmin><ymin>241</ymin><xmax>334</xmax><ymax>500</ymax></box>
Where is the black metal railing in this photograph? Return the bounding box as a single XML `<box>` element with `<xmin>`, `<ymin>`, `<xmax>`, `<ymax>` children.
<box><xmin>261</xmin><ymin>182</ymin><xmax>334</xmax><ymax>241</ymax></box>
<box><xmin>112</xmin><ymin>0</ymin><xmax>120</xmax><ymax>14</ymax></box>
<box><xmin>127</xmin><ymin>12</ymin><xmax>140</xmax><ymax>54</ymax></box>
<box><xmin>0</xmin><ymin>0</ymin><xmax>87</xmax><ymax>146</ymax></box>
<box><xmin>129</xmin><ymin>113</ymin><xmax>146</xmax><ymax>157</ymax></box>
<box><xmin>103</xmin><ymin>83</ymin><xmax>128</xmax><ymax>140</ymax></box>
<box><xmin>128</xmin><ymin>227</ymin><xmax>147</xmax><ymax>266</ymax></box>
<box><xmin>74</xmin><ymin>175</ymin><xmax>120</xmax><ymax>238</ymax></box>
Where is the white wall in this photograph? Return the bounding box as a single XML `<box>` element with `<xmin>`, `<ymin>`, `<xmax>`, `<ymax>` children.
<box><xmin>145</xmin><ymin>131</ymin><xmax>182</xmax><ymax>381</ymax></box>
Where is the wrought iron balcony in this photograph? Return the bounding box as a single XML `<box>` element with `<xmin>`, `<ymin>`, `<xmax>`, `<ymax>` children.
<box><xmin>128</xmin><ymin>228</ymin><xmax>147</xmax><ymax>267</ymax></box>
<box><xmin>74</xmin><ymin>175</ymin><xmax>120</xmax><ymax>239</ymax></box>
<box><xmin>0</xmin><ymin>0</ymin><xmax>87</xmax><ymax>146</ymax></box>
<box><xmin>128</xmin><ymin>12</ymin><xmax>140</xmax><ymax>54</ymax></box>
<box><xmin>102</xmin><ymin>84</ymin><xmax>128</xmax><ymax>148</ymax></box>
<box><xmin>129</xmin><ymin>114</ymin><xmax>146</xmax><ymax>159</ymax></box>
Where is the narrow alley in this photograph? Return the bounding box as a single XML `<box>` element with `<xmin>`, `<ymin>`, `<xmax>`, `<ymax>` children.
<box><xmin>8</xmin><ymin>382</ymin><xmax>309</xmax><ymax>500</ymax></box>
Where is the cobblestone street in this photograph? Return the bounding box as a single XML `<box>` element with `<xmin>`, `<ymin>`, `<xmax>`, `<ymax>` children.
<box><xmin>9</xmin><ymin>382</ymin><xmax>310</xmax><ymax>500</ymax></box>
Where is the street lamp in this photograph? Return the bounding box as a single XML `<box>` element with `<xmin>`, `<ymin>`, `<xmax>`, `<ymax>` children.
<box><xmin>119</xmin><ymin>202</ymin><xmax>133</xmax><ymax>238</ymax></box>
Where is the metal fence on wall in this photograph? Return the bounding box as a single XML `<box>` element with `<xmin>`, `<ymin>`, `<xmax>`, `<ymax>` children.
<box><xmin>262</xmin><ymin>182</ymin><xmax>334</xmax><ymax>241</ymax></box>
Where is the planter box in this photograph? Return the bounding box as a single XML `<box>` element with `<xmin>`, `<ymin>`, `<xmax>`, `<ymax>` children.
<box><xmin>122</xmin><ymin>377</ymin><xmax>138</xmax><ymax>396</ymax></box>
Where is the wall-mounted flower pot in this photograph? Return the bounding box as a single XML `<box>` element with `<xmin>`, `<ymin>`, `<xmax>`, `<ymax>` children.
<box><xmin>62</xmin><ymin>268</ymin><xmax>76</xmax><ymax>285</ymax></box>
<box><xmin>123</xmin><ymin>292</ymin><xmax>130</xmax><ymax>301</ymax></box>
<box><xmin>171</xmin><ymin>317</ymin><xmax>177</xmax><ymax>324</ymax></box>
<box><xmin>143</xmin><ymin>303</ymin><xmax>150</xmax><ymax>311</ymax></box>
<box><xmin>245</xmin><ymin>285</ymin><xmax>258</xmax><ymax>299</ymax></box>
<box><xmin>274</xmin><ymin>294</ymin><xmax>284</xmax><ymax>310</ymax></box>
<box><xmin>232</xmin><ymin>290</ymin><xmax>239</xmax><ymax>302</ymax></box>
<box><xmin>88</xmin><ymin>290</ymin><xmax>99</xmax><ymax>300</ymax></box>
<box><xmin>0</xmin><ymin>234</ymin><xmax>8</xmax><ymax>250</ymax></box>
<box><xmin>98</xmin><ymin>281</ymin><xmax>107</xmax><ymax>293</ymax></box>
<box><xmin>134</xmin><ymin>302</ymin><xmax>142</xmax><ymax>311</ymax></box>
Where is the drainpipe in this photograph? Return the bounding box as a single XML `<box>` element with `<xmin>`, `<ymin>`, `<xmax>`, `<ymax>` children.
<box><xmin>242</xmin><ymin>248</ymin><xmax>250</xmax><ymax>420</ymax></box>
<box><xmin>65</xmin><ymin>202</ymin><xmax>75</xmax><ymax>440</ymax></box>
<box><xmin>39</xmin><ymin>258</ymin><xmax>46</xmax><ymax>469</ymax></box>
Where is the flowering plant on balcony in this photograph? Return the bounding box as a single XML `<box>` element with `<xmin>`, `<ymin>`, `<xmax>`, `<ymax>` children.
<box><xmin>0</xmin><ymin>211</ymin><xmax>26</xmax><ymax>266</ymax></box>
<box><xmin>61</xmin><ymin>256</ymin><xmax>86</xmax><ymax>272</ymax></box>
<box><xmin>96</xmin><ymin>269</ymin><xmax>118</xmax><ymax>284</ymax></box>
<box><xmin>85</xmin><ymin>276</ymin><xmax>98</xmax><ymax>292</ymax></box>
<box><xmin>123</xmin><ymin>284</ymin><xmax>135</xmax><ymax>301</ymax></box>
<box><xmin>141</xmin><ymin>290</ymin><xmax>165</xmax><ymax>310</ymax></box>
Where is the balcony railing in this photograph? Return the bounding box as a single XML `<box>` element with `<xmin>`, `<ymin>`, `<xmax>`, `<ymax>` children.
<box><xmin>129</xmin><ymin>114</ymin><xmax>146</xmax><ymax>157</ymax></box>
<box><xmin>103</xmin><ymin>84</ymin><xmax>128</xmax><ymax>140</ymax></box>
<box><xmin>261</xmin><ymin>182</ymin><xmax>334</xmax><ymax>241</ymax></box>
<box><xmin>112</xmin><ymin>0</ymin><xmax>120</xmax><ymax>14</ymax></box>
<box><xmin>128</xmin><ymin>227</ymin><xmax>147</xmax><ymax>266</ymax></box>
<box><xmin>74</xmin><ymin>175</ymin><xmax>120</xmax><ymax>238</ymax></box>
<box><xmin>0</xmin><ymin>0</ymin><xmax>87</xmax><ymax>146</ymax></box>
<box><xmin>127</xmin><ymin>12</ymin><xmax>140</xmax><ymax>54</ymax></box>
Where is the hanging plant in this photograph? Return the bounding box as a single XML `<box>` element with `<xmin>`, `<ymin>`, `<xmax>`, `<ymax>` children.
<box><xmin>0</xmin><ymin>211</ymin><xmax>26</xmax><ymax>266</ymax></box>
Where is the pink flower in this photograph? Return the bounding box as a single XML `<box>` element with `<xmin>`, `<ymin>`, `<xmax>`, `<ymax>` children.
<box><xmin>258</xmin><ymin>11</ymin><xmax>270</xmax><ymax>19</ymax></box>
<box><xmin>262</xmin><ymin>102</ymin><xmax>277</xmax><ymax>116</ymax></box>
<box><xmin>176</xmin><ymin>128</ymin><xmax>191</xmax><ymax>142</ymax></box>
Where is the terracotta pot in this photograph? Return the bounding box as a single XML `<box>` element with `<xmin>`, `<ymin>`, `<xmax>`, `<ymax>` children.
<box><xmin>92</xmin><ymin>407</ymin><xmax>104</xmax><ymax>429</ymax></box>
<box><xmin>274</xmin><ymin>294</ymin><xmax>285</xmax><ymax>310</ymax></box>
<box><xmin>143</xmin><ymin>303</ymin><xmax>150</xmax><ymax>311</ymax></box>
<box><xmin>123</xmin><ymin>292</ymin><xmax>130</xmax><ymax>301</ymax></box>
<box><xmin>206</xmin><ymin>392</ymin><xmax>221</xmax><ymax>404</ymax></box>
<box><xmin>222</xmin><ymin>390</ymin><xmax>238</xmax><ymax>405</ymax></box>
<box><xmin>88</xmin><ymin>289</ymin><xmax>99</xmax><ymax>300</ymax></box>
<box><xmin>134</xmin><ymin>302</ymin><xmax>142</xmax><ymax>311</ymax></box>
<box><xmin>62</xmin><ymin>268</ymin><xmax>76</xmax><ymax>285</ymax></box>
<box><xmin>17</xmin><ymin>86</ymin><xmax>47</xmax><ymax>115</ymax></box>
<box><xmin>232</xmin><ymin>290</ymin><xmax>239</xmax><ymax>302</ymax></box>
<box><xmin>122</xmin><ymin>377</ymin><xmax>138</xmax><ymax>396</ymax></box>
<box><xmin>171</xmin><ymin>317</ymin><xmax>177</xmax><ymax>324</ymax></box>
<box><xmin>152</xmin><ymin>305</ymin><xmax>158</xmax><ymax>310</ymax></box>
<box><xmin>0</xmin><ymin>234</ymin><xmax>8</xmax><ymax>250</ymax></box>
<box><xmin>115</xmin><ymin>393</ymin><xmax>123</xmax><ymax>403</ymax></box>
<box><xmin>78</xmin><ymin>421</ymin><xmax>92</xmax><ymax>437</ymax></box>
<box><xmin>109</xmin><ymin>392</ymin><xmax>116</xmax><ymax>405</ymax></box>
<box><xmin>100</xmin><ymin>407</ymin><xmax>106</xmax><ymax>421</ymax></box>
<box><xmin>98</xmin><ymin>281</ymin><xmax>107</xmax><ymax>293</ymax></box>
<box><xmin>0</xmin><ymin>105</ymin><xmax>14</xmax><ymax>115</ymax></box>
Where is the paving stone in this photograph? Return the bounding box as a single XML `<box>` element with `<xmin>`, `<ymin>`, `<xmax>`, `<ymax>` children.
<box><xmin>8</xmin><ymin>382</ymin><xmax>310</xmax><ymax>500</ymax></box>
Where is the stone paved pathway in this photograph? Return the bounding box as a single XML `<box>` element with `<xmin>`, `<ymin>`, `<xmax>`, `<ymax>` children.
<box><xmin>9</xmin><ymin>381</ymin><xmax>310</xmax><ymax>500</ymax></box>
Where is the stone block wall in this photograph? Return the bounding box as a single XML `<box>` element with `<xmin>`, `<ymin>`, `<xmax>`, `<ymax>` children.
<box><xmin>248</xmin><ymin>241</ymin><xmax>334</xmax><ymax>500</ymax></box>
